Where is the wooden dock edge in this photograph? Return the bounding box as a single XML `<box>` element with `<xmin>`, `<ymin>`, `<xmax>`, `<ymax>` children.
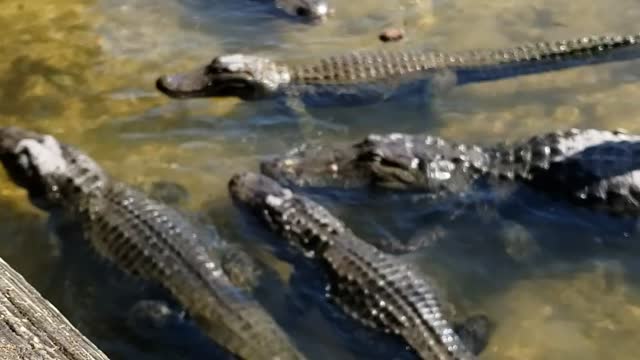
<box><xmin>0</xmin><ymin>256</ymin><xmax>109</xmax><ymax>359</ymax></box>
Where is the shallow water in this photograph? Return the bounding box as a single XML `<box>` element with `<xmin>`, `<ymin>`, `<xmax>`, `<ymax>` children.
<box><xmin>2</xmin><ymin>0</ymin><xmax>640</xmax><ymax>359</ymax></box>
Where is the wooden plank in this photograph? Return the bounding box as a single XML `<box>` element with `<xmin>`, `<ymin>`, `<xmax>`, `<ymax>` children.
<box><xmin>0</xmin><ymin>256</ymin><xmax>109</xmax><ymax>359</ymax></box>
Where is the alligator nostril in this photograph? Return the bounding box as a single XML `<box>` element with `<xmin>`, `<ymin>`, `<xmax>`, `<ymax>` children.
<box><xmin>295</xmin><ymin>6</ymin><xmax>311</xmax><ymax>17</ymax></box>
<box><xmin>156</xmin><ymin>76</ymin><xmax>175</xmax><ymax>92</ymax></box>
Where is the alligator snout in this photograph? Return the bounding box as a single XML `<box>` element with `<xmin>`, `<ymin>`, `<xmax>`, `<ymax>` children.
<box><xmin>302</xmin><ymin>2</ymin><xmax>331</xmax><ymax>22</ymax></box>
<box><xmin>156</xmin><ymin>66</ymin><xmax>210</xmax><ymax>98</ymax></box>
<box><xmin>277</xmin><ymin>0</ymin><xmax>332</xmax><ymax>23</ymax></box>
<box><xmin>259</xmin><ymin>157</ymin><xmax>296</xmax><ymax>183</ymax></box>
<box><xmin>228</xmin><ymin>172</ymin><xmax>292</xmax><ymax>209</ymax></box>
<box><xmin>0</xmin><ymin>127</ymin><xmax>44</xmax><ymax>154</ymax></box>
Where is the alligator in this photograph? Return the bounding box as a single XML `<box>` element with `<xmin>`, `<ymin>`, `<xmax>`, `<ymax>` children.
<box><xmin>157</xmin><ymin>32</ymin><xmax>640</xmax><ymax>108</ymax></box>
<box><xmin>261</xmin><ymin>128</ymin><xmax>640</xmax><ymax>217</ymax></box>
<box><xmin>271</xmin><ymin>0</ymin><xmax>331</xmax><ymax>22</ymax></box>
<box><xmin>0</xmin><ymin>127</ymin><xmax>305</xmax><ymax>360</ymax></box>
<box><xmin>229</xmin><ymin>171</ymin><xmax>491</xmax><ymax>360</ymax></box>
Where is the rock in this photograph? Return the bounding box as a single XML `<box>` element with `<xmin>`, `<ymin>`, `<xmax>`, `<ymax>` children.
<box><xmin>379</xmin><ymin>28</ymin><xmax>405</xmax><ymax>43</ymax></box>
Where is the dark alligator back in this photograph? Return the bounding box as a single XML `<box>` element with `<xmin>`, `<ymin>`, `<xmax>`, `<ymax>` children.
<box><xmin>157</xmin><ymin>32</ymin><xmax>640</xmax><ymax>107</ymax></box>
<box><xmin>0</xmin><ymin>127</ymin><xmax>304</xmax><ymax>360</ymax></box>
<box><xmin>229</xmin><ymin>172</ymin><xmax>477</xmax><ymax>360</ymax></box>
<box><xmin>490</xmin><ymin>129</ymin><xmax>640</xmax><ymax>215</ymax></box>
<box><xmin>78</xmin><ymin>183</ymin><xmax>305</xmax><ymax>360</ymax></box>
<box><xmin>262</xmin><ymin>128</ymin><xmax>640</xmax><ymax>217</ymax></box>
<box><xmin>287</xmin><ymin>33</ymin><xmax>640</xmax><ymax>87</ymax></box>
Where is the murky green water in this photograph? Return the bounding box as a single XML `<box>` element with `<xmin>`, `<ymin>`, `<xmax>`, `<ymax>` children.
<box><xmin>2</xmin><ymin>0</ymin><xmax>640</xmax><ymax>359</ymax></box>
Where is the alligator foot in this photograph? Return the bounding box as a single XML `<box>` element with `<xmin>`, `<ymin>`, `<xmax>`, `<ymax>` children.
<box><xmin>419</xmin><ymin>69</ymin><xmax>457</xmax><ymax>114</ymax></box>
<box><xmin>454</xmin><ymin>314</ymin><xmax>495</xmax><ymax>355</ymax></box>
<box><xmin>146</xmin><ymin>180</ymin><xmax>190</xmax><ymax>206</ymax></box>
<box><xmin>127</xmin><ymin>299</ymin><xmax>186</xmax><ymax>337</ymax></box>
<box><xmin>220</xmin><ymin>246</ymin><xmax>264</xmax><ymax>291</ymax></box>
<box><xmin>279</xmin><ymin>96</ymin><xmax>348</xmax><ymax>139</ymax></box>
<box><xmin>366</xmin><ymin>225</ymin><xmax>447</xmax><ymax>255</ymax></box>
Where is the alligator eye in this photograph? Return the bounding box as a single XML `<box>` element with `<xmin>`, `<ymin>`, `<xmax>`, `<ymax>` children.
<box><xmin>359</xmin><ymin>152</ymin><xmax>381</xmax><ymax>163</ymax></box>
<box><xmin>296</xmin><ymin>6</ymin><xmax>311</xmax><ymax>17</ymax></box>
<box><xmin>379</xmin><ymin>158</ymin><xmax>405</xmax><ymax>169</ymax></box>
<box><xmin>206</xmin><ymin>65</ymin><xmax>230</xmax><ymax>75</ymax></box>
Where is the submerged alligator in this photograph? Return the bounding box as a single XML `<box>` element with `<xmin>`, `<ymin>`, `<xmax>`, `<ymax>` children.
<box><xmin>0</xmin><ymin>127</ymin><xmax>304</xmax><ymax>360</ymax></box>
<box><xmin>261</xmin><ymin>128</ymin><xmax>640</xmax><ymax>216</ymax></box>
<box><xmin>157</xmin><ymin>32</ymin><xmax>640</xmax><ymax>107</ymax></box>
<box><xmin>229</xmin><ymin>172</ymin><xmax>491</xmax><ymax>360</ymax></box>
<box><xmin>271</xmin><ymin>0</ymin><xmax>331</xmax><ymax>22</ymax></box>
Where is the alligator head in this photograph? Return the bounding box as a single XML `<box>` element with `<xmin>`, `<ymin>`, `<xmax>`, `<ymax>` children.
<box><xmin>0</xmin><ymin>127</ymin><xmax>107</xmax><ymax>210</ymax></box>
<box><xmin>262</xmin><ymin>133</ymin><xmax>491</xmax><ymax>191</ymax></box>
<box><xmin>229</xmin><ymin>172</ymin><xmax>297</xmax><ymax>237</ymax></box>
<box><xmin>156</xmin><ymin>54</ymin><xmax>290</xmax><ymax>100</ymax></box>
<box><xmin>260</xmin><ymin>142</ymin><xmax>372</xmax><ymax>188</ymax></box>
<box><xmin>260</xmin><ymin>133</ymin><xmax>441</xmax><ymax>189</ymax></box>
<box><xmin>229</xmin><ymin>172</ymin><xmax>342</xmax><ymax>257</ymax></box>
<box><xmin>229</xmin><ymin>172</ymin><xmax>292</xmax><ymax>210</ymax></box>
<box><xmin>275</xmin><ymin>0</ymin><xmax>332</xmax><ymax>22</ymax></box>
<box><xmin>352</xmin><ymin>133</ymin><xmax>474</xmax><ymax>190</ymax></box>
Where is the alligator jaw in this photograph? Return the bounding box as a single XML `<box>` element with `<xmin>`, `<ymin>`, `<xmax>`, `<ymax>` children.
<box><xmin>228</xmin><ymin>172</ymin><xmax>293</xmax><ymax>210</ymax></box>
<box><xmin>156</xmin><ymin>65</ymin><xmax>271</xmax><ymax>100</ymax></box>
<box><xmin>275</xmin><ymin>0</ymin><xmax>333</xmax><ymax>23</ymax></box>
<box><xmin>156</xmin><ymin>65</ymin><xmax>213</xmax><ymax>99</ymax></box>
<box><xmin>260</xmin><ymin>144</ymin><xmax>371</xmax><ymax>188</ymax></box>
<box><xmin>0</xmin><ymin>127</ymin><xmax>75</xmax><ymax>210</ymax></box>
<box><xmin>0</xmin><ymin>127</ymin><xmax>47</xmax><ymax>154</ymax></box>
<box><xmin>0</xmin><ymin>127</ymin><xmax>57</xmax><ymax>192</ymax></box>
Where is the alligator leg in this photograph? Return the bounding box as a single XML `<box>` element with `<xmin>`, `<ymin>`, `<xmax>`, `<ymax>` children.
<box><xmin>285</xmin><ymin>261</ymin><xmax>494</xmax><ymax>357</ymax></box>
<box><xmin>285</xmin><ymin>265</ymin><xmax>417</xmax><ymax>359</ymax></box>
<box><xmin>363</xmin><ymin>227</ymin><xmax>446</xmax><ymax>255</ymax></box>
<box><xmin>127</xmin><ymin>299</ymin><xmax>186</xmax><ymax>340</ymax></box>
<box><xmin>336</xmin><ymin>191</ymin><xmax>498</xmax><ymax>255</ymax></box>
<box><xmin>278</xmin><ymin>96</ymin><xmax>348</xmax><ymax>139</ymax></box>
<box><xmin>146</xmin><ymin>180</ymin><xmax>190</xmax><ymax>207</ymax></box>
<box><xmin>454</xmin><ymin>314</ymin><xmax>494</xmax><ymax>355</ymax></box>
<box><xmin>419</xmin><ymin>69</ymin><xmax>458</xmax><ymax>117</ymax></box>
<box><xmin>220</xmin><ymin>246</ymin><xmax>264</xmax><ymax>291</ymax></box>
<box><xmin>196</xmin><ymin>200</ymin><xmax>277</xmax><ymax>292</ymax></box>
<box><xmin>429</xmin><ymin>69</ymin><xmax>458</xmax><ymax>95</ymax></box>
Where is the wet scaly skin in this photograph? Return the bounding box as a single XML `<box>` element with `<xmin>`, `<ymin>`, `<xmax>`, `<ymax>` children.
<box><xmin>261</xmin><ymin>129</ymin><xmax>640</xmax><ymax>217</ymax></box>
<box><xmin>229</xmin><ymin>172</ymin><xmax>491</xmax><ymax>360</ymax></box>
<box><xmin>0</xmin><ymin>126</ymin><xmax>306</xmax><ymax>360</ymax></box>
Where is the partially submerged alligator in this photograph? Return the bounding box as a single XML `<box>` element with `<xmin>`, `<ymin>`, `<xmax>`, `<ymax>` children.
<box><xmin>271</xmin><ymin>0</ymin><xmax>331</xmax><ymax>22</ymax></box>
<box><xmin>229</xmin><ymin>172</ymin><xmax>491</xmax><ymax>360</ymax></box>
<box><xmin>0</xmin><ymin>127</ymin><xmax>304</xmax><ymax>360</ymax></box>
<box><xmin>157</xmin><ymin>32</ymin><xmax>640</xmax><ymax>107</ymax></box>
<box><xmin>261</xmin><ymin>128</ymin><xmax>640</xmax><ymax>216</ymax></box>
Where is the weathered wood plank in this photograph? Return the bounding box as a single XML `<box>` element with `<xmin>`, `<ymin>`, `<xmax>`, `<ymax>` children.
<box><xmin>0</xmin><ymin>256</ymin><xmax>109</xmax><ymax>360</ymax></box>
